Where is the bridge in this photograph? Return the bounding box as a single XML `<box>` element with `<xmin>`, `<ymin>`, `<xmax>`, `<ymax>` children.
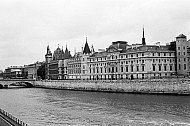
<box><xmin>0</xmin><ymin>79</ymin><xmax>35</xmax><ymax>88</ymax></box>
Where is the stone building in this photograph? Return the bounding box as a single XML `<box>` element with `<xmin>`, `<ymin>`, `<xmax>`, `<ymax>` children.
<box><xmin>24</xmin><ymin>61</ymin><xmax>44</xmax><ymax>79</ymax></box>
<box><xmin>45</xmin><ymin>30</ymin><xmax>190</xmax><ymax>80</ymax></box>
<box><xmin>67</xmin><ymin>38</ymin><xmax>94</xmax><ymax>79</ymax></box>
<box><xmin>3</xmin><ymin>66</ymin><xmax>25</xmax><ymax>79</ymax></box>
<box><xmin>45</xmin><ymin>45</ymin><xmax>71</xmax><ymax>80</ymax></box>
<box><xmin>87</xmin><ymin>31</ymin><xmax>190</xmax><ymax>80</ymax></box>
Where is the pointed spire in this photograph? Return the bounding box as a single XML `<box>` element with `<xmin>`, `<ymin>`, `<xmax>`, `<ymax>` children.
<box><xmin>91</xmin><ymin>44</ymin><xmax>95</xmax><ymax>53</ymax></box>
<box><xmin>46</xmin><ymin>44</ymin><xmax>51</xmax><ymax>54</ymax></box>
<box><xmin>142</xmin><ymin>26</ymin><xmax>146</xmax><ymax>45</ymax></box>
<box><xmin>83</xmin><ymin>37</ymin><xmax>91</xmax><ymax>54</ymax></box>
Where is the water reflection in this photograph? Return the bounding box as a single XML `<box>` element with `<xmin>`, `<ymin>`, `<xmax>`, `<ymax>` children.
<box><xmin>0</xmin><ymin>88</ymin><xmax>190</xmax><ymax>126</ymax></box>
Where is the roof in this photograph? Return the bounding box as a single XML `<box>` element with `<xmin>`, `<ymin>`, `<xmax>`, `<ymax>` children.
<box><xmin>176</xmin><ymin>34</ymin><xmax>186</xmax><ymax>38</ymax></box>
<box><xmin>83</xmin><ymin>41</ymin><xmax>91</xmax><ymax>54</ymax></box>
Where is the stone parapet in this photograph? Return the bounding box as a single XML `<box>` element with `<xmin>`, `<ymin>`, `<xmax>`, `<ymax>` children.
<box><xmin>34</xmin><ymin>78</ymin><xmax>190</xmax><ymax>95</ymax></box>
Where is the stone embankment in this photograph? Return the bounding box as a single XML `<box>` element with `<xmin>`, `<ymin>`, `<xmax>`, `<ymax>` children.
<box><xmin>35</xmin><ymin>78</ymin><xmax>190</xmax><ymax>95</ymax></box>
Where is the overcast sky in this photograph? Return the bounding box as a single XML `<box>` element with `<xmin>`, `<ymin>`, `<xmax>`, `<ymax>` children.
<box><xmin>0</xmin><ymin>0</ymin><xmax>190</xmax><ymax>70</ymax></box>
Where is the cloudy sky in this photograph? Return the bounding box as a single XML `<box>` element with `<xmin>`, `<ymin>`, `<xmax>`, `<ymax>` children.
<box><xmin>0</xmin><ymin>0</ymin><xmax>190</xmax><ymax>70</ymax></box>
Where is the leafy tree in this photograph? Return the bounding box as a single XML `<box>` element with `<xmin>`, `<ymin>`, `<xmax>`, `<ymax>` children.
<box><xmin>37</xmin><ymin>63</ymin><xmax>45</xmax><ymax>80</ymax></box>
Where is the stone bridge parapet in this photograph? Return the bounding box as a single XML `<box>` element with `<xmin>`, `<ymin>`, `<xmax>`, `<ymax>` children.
<box><xmin>0</xmin><ymin>79</ymin><xmax>35</xmax><ymax>88</ymax></box>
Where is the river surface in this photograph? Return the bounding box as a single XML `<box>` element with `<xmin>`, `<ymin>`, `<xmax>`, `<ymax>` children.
<box><xmin>0</xmin><ymin>88</ymin><xmax>190</xmax><ymax>126</ymax></box>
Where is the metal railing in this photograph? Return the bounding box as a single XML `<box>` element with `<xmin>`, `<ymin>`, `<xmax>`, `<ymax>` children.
<box><xmin>0</xmin><ymin>108</ymin><xmax>28</xmax><ymax>126</ymax></box>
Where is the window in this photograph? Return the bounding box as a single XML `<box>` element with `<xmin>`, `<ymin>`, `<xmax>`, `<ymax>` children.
<box><xmin>126</xmin><ymin>66</ymin><xmax>128</xmax><ymax>72</ymax></box>
<box><xmin>105</xmin><ymin>68</ymin><xmax>106</xmax><ymax>73</ymax></box>
<box><xmin>142</xmin><ymin>53</ymin><xmax>144</xmax><ymax>56</ymax></box>
<box><xmin>131</xmin><ymin>66</ymin><xmax>133</xmax><ymax>72</ymax></box>
<box><xmin>142</xmin><ymin>65</ymin><xmax>145</xmax><ymax>71</ymax></box>
<box><xmin>164</xmin><ymin>65</ymin><xmax>167</xmax><ymax>71</ymax></box>
<box><xmin>170</xmin><ymin>65</ymin><xmax>172</xmax><ymax>71</ymax></box>
<box><xmin>179</xmin><ymin>64</ymin><xmax>181</xmax><ymax>70</ymax></box>
<box><xmin>126</xmin><ymin>55</ymin><xmax>128</xmax><ymax>58</ymax></box>
<box><xmin>153</xmin><ymin>53</ymin><xmax>154</xmax><ymax>56</ymax></box>
<box><xmin>137</xmin><ymin>66</ymin><xmax>139</xmax><ymax>71</ymax></box>
<box><xmin>184</xmin><ymin>52</ymin><xmax>186</xmax><ymax>55</ymax></box>
<box><xmin>97</xmin><ymin>68</ymin><xmax>99</xmax><ymax>73</ymax></box>
<box><xmin>178</xmin><ymin>52</ymin><xmax>180</xmax><ymax>55</ymax></box>
<box><xmin>159</xmin><ymin>65</ymin><xmax>162</xmax><ymax>71</ymax></box>
<box><xmin>164</xmin><ymin>53</ymin><xmax>166</xmax><ymax>56</ymax></box>
<box><xmin>142</xmin><ymin>60</ymin><xmax>144</xmax><ymax>63</ymax></box>
<box><xmin>158</xmin><ymin>53</ymin><xmax>160</xmax><ymax>56</ymax></box>
<box><xmin>184</xmin><ymin>64</ymin><xmax>186</xmax><ymax>70</ymax></box>
<box><xmin>178</xmin><ymin>47</ymin><xmax>180</xmax><ymax>50</ymax></box>
<box><xmin>100</xmin><ymin>68</ymin><xmax>103</xmax><ymax>73</ymax></box>
<box><xmin>112</xmin><ymin>67</ymin><xmax>114</xmax><ymax>73</ymax></box>
<box><xmin>121</xmin><ymin>66</ymin><xmax>123</xmax><ymax>72</ymax></box>
<box><xmin>153</xmin><ymin>59</ymin><xmax>155</xmax><ymax>63</ymax></box>
<box><xmin>184</xmin><ymin>58</ymin><xmax>186</xmax><ymax>62</ymax></box>
<box><xmin>131</xmin><ymin>54</ymin><xmax>133</xmax><ymax>58</ymax></box>
<box><xmin>153</xmin><ymin>65</ymin><xmax>156</xmax><ymax>71</ymax></box>
<box><xmin>136</xmin><ymin>54</ymin><xmax>138</xmax><ymax>57</ymax></box>
<box><xmin>183</xmin><ymin>46</ymin><xmax>185</xmax><ymax>49</ymax></box>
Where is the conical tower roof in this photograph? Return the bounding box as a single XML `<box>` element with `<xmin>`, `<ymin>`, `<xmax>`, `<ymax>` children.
<box><xmin>83</xmin><ymin>37</ymin><xmax>91</xmax><ymax>54</ymax></box>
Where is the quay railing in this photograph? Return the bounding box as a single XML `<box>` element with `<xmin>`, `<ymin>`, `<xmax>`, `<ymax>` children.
<box><xmin>0</xmin><ymin>108</ymin><xmax>28</xmax><ymax>126</ymax></box>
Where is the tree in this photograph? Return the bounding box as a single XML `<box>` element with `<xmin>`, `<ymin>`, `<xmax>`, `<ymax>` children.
<box><xmin>37</xmin><ymin>63</ymin><xmax>45</xmax><ymax>80</ymax></box>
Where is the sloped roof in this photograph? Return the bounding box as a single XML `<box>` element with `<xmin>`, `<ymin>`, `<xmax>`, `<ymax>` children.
<box><xmin>176</xmin><ymin>34</ymin><xmax>186</xmax><ymax>38</ymax></box>
<box><xmin>83</xmin><ymin>41</ymin><xmax>91</xmax><ymax>54</ymax></box>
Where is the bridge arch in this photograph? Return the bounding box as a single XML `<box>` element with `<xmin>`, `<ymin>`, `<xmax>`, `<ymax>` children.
<box><xmin>0</xmin><ymin>84</ymin><xmax>3</xmax><ymax>89</ymax></box>
<box><xmin>20</xmin><ymin>82</ymin><xmax>34</xmax><ymax>87</ymax></box>
<box><xmin>9</xmin><ymin>81</ymin><xmax>34</xmax><ymax>88</ymax></box>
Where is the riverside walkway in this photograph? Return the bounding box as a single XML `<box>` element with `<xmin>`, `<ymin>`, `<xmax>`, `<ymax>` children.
<box><xmin>0</xmin><ymin>108</ymin><xmax>28</xmax><ymax>126</ymax></box>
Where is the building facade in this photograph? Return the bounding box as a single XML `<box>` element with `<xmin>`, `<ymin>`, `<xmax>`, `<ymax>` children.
<box><xmin>3</xmin><ymin>66</ymin><xmax>25</xmax><ymax>79</ymax></box>
<box><xmin>24</xmin><ymin>61</ymin><xmax>44</xmax><ymax>79</ymax></box>
<box><xmin>44</xmin><ymin>32</ymin><xmax>190</xmax><ymax>80</ymax></box>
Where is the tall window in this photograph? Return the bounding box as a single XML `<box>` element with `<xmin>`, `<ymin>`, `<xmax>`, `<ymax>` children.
<box><xmin>142</xmin><ymin>65</ymin><xmax>145</xmax><ymax>71</ymax></box>
<box><xmin>170</xmin><ymin>65</ymin><xmax>172</xmax><ymax>71</ymax></box>
<box><xmin>126</xmin><ymin>66</ymin><xmax>128</xmax><ymax>72</ymax></box>
<box><xmin>159</xmin><ymin>65</ymin><xmax>162</xmax><ymax>71</ymax></box>
<box><xmin>164</xmin><ymin>65</ymin><xmax>167</xmax><ymax>71</ymax></box>
<box><xmin>112</xmin><ymin>67</ymin><xmax>114</xmax><ymax>73</ymax></box>
<box><xmin>153</xmin><ymin>65</ymin><xmax>156</xmax><ymax>71</ymax></box>
<box><xmin>131</xmin><ymin>66</ymin><xmax>133</xmax><ymax>72</ymax></box>
<box><xmin>121</xmin><ymin>66</ymin><xmax>123</xmax><ymax>72</ymax></box>
<box><xmin>137</xmin><ymin>66</ymin><xmax>139</xmax><ymax>71</ymax></box>
<box><xmin>184</xmin><ymin>64</ymin><xmax>186</xmax><ymax>70</ymax></box>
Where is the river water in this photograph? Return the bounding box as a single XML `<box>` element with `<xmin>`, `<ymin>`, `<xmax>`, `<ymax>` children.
<box><xmin>0</xmin><ymin>88</ymin><xmax>190</xmax><ymax>126</ymax></box>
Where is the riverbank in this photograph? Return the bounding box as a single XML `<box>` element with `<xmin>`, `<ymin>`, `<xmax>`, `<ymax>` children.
<box><xmin>34</xmin><ymin>78</ymin><xmax>190</xmax><ymax>95</ymax></box>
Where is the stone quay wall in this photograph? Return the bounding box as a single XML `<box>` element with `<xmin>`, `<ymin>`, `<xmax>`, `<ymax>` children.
<box><xmin>34</xmin><ymin>78</ymin><xmax>190</xmax><ymax>95</ymax></box>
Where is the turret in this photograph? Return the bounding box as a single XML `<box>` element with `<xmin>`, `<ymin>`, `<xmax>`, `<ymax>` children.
<box><xmin>45</xmin><ymin>45</ymin><xmax>52</xmax><ymax>63</ymax></box>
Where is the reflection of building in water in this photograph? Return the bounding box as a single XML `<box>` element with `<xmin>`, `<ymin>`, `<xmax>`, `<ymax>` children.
<box><xmin>44</xmin><ymin>29</ymin><xmax>190</xmax><ymax>80</ymax></box>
